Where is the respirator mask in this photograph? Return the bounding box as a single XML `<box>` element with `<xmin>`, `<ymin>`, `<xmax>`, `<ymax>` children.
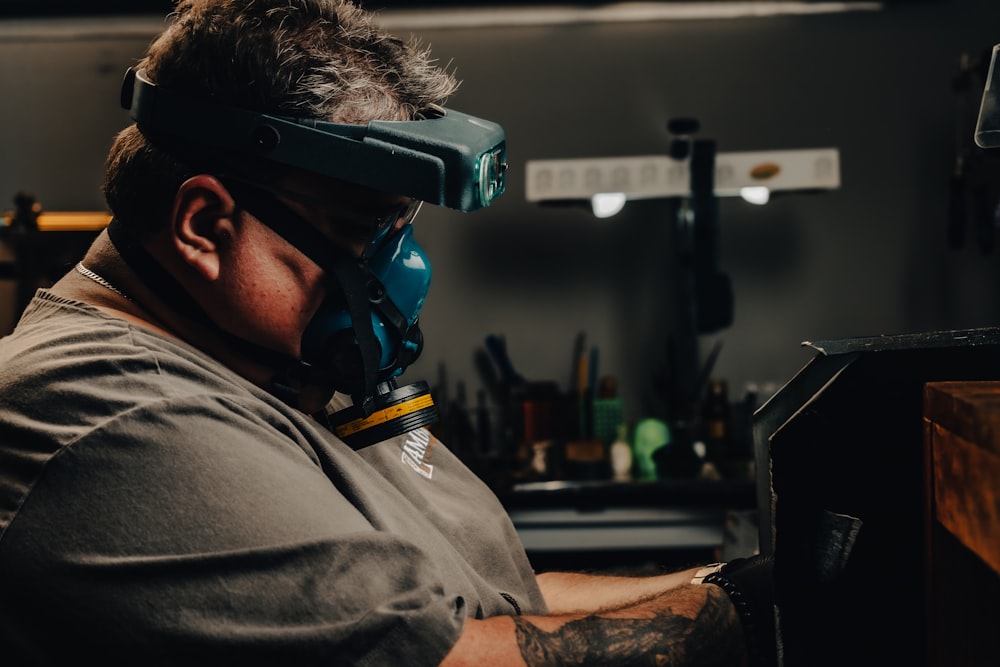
<box><xmin>120</xmin><ymin>68</ymin><xmax>507</xmax><ymax>447</ymax></box>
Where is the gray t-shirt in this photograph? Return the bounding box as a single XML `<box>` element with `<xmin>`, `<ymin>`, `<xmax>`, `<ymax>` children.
<box><xmin>0</xmin><ymin>291</ymin><xmax>545</xmax><ymax>665</ymax></box>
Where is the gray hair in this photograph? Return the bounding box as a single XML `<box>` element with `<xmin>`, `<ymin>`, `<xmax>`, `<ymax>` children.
<box><xmin>142</xmin><ymin>0</ymin><xmax>459</xmax><ymax>122</ymax></box>
<box><xmin>103</xmin><ymin>0</ymin><xmax>460</xmax><ymax>234</ymax></box>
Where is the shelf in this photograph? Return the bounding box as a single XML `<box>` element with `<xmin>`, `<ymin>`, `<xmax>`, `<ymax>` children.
<box><xmin>500</xmin><ymin>478</ymin><xmax>756</xmax><ymax>511</ymax></box>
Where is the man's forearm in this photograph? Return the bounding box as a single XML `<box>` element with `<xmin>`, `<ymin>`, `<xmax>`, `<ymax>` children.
<box><xmin>441</xmin><ymin>583</ymin><xmax>747</xmax><ymax>667</ymax></box>
<box><xmin>536</xmin><ymin>566</ymin><xmax>704</xmax><ymax>615</ymax></box>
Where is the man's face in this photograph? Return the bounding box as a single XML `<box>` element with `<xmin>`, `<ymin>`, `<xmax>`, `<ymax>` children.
<box><xmin>264</xmin><ymin>170</ymin><xmax>422</xmax><ymax>259</ymax></box>
<box><xmin>228</xmin><ymin>170</ymin><xmax>430</xmax><ymax>409</ymax></box>
<box><xmin>217</xmin><ymin>169</ymin><xmax>424</xmax><ymax>364</ymax></box>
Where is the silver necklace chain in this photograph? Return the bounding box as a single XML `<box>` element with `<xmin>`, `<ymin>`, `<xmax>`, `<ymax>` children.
<box><xmin>75</xmin><ymin>262</ymin><xmax>133</xmax><ymax>302</ymax></box>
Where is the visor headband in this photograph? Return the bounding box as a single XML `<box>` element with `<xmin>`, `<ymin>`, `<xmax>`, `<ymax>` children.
<box><xmin>121</xmin><ymin>68</ymin><xmax>507</xmax><ymax>211</ymax></box>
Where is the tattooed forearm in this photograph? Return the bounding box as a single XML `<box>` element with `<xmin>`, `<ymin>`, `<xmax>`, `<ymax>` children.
<box><xmin>513</xmin><ymin>584</ymin><xmax>743</xmax><ymax>667</ymax></box>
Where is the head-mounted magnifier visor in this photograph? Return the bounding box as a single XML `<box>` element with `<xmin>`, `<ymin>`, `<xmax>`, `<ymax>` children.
<box><xmin>223</xmin><ymin>175</ymin><xmax>424</xmax><ymax>258</ymax></box>
<box><xmin>976</xmin><ymin>44</ymin><xmax>1000</xmax><ymax>149</ymax></box>
<box><xmin>121</xmin><ymin>68</ymin><xmax>507</xmax><ymax>211</ymax></box>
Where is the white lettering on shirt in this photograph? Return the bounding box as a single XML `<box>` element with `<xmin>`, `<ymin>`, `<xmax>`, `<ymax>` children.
<box><xmin>401</xmin><ymin>427</ymin><xmax>434</xmax><ymax>479</ymax></box>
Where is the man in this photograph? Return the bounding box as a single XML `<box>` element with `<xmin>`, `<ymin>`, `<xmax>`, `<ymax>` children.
<box><xmin>0</xmin><ymin>1</ymin><xmax>774</xmax><ymax>664</ymax></box>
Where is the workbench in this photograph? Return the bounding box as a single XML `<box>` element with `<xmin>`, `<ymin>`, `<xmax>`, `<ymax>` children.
<box><xmin>923</xmin><ymin>381</ymin><xmax>1000</xmax><ymax>666</ymax></box>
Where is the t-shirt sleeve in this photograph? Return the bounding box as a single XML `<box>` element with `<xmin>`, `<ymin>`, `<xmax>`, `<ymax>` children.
<box><xmin>0</xmin><ymin>396</ymin><xmax>465</xmax><ymax>666</ymax></box>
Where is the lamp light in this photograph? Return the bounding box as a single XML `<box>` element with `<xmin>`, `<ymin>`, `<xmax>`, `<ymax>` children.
<box><xmin>591</xmin><ymin>192</ymin><xmax>628</xmax><ymax>218</ymax></box>
<box><xmin>739</xmin><ymin>186</ymin><xmax>771</xmax><ymax>205</ymax></box>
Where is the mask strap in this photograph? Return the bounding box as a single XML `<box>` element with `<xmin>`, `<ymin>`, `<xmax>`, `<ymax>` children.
<box><xmin>220</xmin><ymin>180</ymin><xmax>389</xmax><ymax>414</ymax></box>
<box><xmin>369</xmin><ymin>284</ymin><xmax>422</xmax><ymax>371</ymax></box>
<box><xmin>328</xmin><ymin>259</ymin><xmax>383</xmax><ymax>414</ymax></box>
<box><xmin>220</xmin><ymin>179</ymin><xmax>346</xmax><ymax>273</ymax></box>
<box><xmin>107</xmin><ymin>217</ymin><xmax>203</xmax><ymax>322</ymax></box>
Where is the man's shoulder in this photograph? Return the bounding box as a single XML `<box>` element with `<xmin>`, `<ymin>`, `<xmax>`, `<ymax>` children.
<box><xmin>0</xmin><ymin>290</ymin><xmax>314</xmax><ymax>486</ymax></box>
<box><xmin>1</xmin><ymin>290</ymin><xmax>243</xmax><ymax>397</ymax></box>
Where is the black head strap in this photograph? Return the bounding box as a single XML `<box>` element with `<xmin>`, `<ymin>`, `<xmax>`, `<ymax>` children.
<box><xmin>218</xmin><ymin>180</ymin><xmax>387</xmax><ymax>410</ymax></box>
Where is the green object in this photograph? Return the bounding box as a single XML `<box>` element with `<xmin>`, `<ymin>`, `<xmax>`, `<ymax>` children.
<box><xmin>633</xmin><ymin>417</ymin><xmax>670</xmax><ymax>481</ymax></box>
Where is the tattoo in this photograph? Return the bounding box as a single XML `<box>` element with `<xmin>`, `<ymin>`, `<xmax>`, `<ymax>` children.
<box><xmin>513</xmin><ymin>585</ymin><xmax>741</xmax><ymax>666</ymax></box>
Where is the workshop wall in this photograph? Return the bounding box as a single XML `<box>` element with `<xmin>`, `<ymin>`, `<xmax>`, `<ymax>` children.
<box><xmin>1</xmin><ymin>0</ymin><xmax>998</xmax><ymax>428</ymax></box>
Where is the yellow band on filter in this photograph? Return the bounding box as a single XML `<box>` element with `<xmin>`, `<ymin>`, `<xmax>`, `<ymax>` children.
<box><xmin>335</xmin><ymin>393</ymin><xmax>435</xmax><ymax>437</ymax></box>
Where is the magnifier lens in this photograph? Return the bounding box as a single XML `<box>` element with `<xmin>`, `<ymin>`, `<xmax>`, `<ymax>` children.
<box><xmin>366</xmin><ymin>199</ymin><xmax>423</xmax><ymax>257</ymax></box>
<box><xmin>477</xmin><ymin>148</ymin><xmax>507</xmax><ymax>207</ymax></box>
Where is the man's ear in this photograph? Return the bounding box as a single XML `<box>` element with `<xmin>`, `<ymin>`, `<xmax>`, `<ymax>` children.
<box><xmin>169</xmin><ymin>174</ymin><xmax>238</xmax><ymax>281</ymax></box>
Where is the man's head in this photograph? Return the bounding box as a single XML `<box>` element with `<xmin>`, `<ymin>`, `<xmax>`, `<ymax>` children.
<box><xmin>103</xmin><ymin>0</ymin><xmax>459</xmax><ymax>238</ymax></box>
<box><xmin>97</xmin><ymin>0</ymin><xmax>490</xmax><ymax>424</ymax></box>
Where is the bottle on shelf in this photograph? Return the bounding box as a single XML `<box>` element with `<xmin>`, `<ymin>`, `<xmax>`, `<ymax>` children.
<box><xmin>609</xmin><ymin>423</ymin><xmax>633</xmax><ymax>482</ymax></box>
<box><xmin>701</xmin><ymin>377</ymin><xmax>732</xmax><ymax>466</ymax></box>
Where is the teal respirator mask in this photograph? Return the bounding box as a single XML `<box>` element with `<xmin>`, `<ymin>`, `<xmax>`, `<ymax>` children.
<box><xmin>119</xmin><ymin>68</ymin><xmax>507</xmax><ymax>447</ymax></box>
